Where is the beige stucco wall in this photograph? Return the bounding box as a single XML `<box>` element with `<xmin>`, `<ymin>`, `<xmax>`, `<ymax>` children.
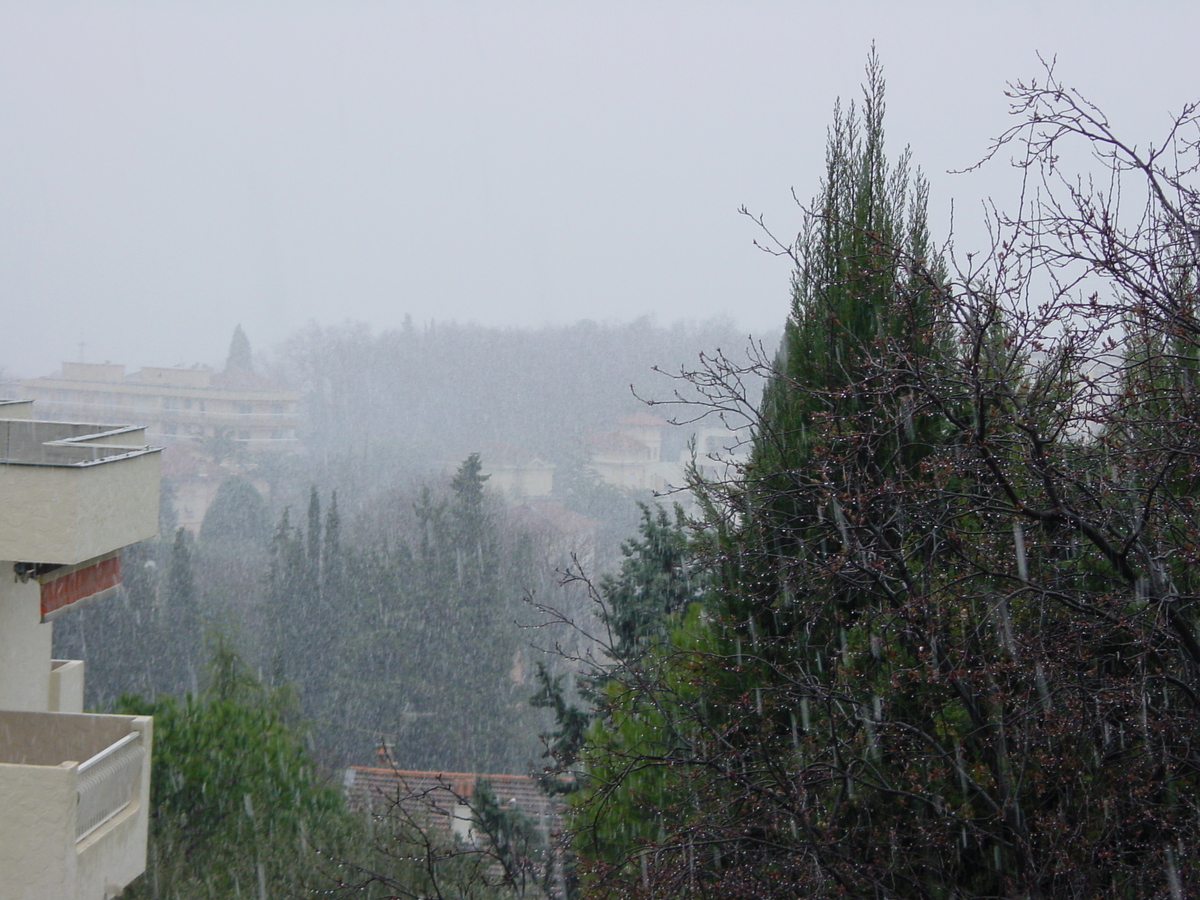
<box><xmin>0</xmin><ymin>711</ymin><xmax>133</xmax><ymax>765</ymax></box>
<box><xmin>0</xmin><ymin>761</ymin><xmax>77</xmax><ymax>898</ymax></box>
<box><xmin>48</xmin><ymin>660</ymin><xmax>85</xmax><ymax>714</ymax></box>
<box><xmin>0</xmin><ymin>574</ymin><xmax>53</xmax><ymax>711</ymax></box>
<box><xmin>0</xmin><ymin>713</ymin><xmax>152</xmax><ymax>900</ymax></box>
<box><xmin>61</xmin><ymin>363</ymin><xmax>125</xmax><ymax>384</ymax></box>
<box><xmin>0</xmin><ymin>450</ymin><xmax>159</xmax><ymax>565</ymax></box>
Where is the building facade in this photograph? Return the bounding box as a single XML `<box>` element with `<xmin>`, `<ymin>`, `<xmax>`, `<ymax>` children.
<box><xmin>19</xmin><ymin>361</ymin><xmax>300</xmax><ymax>451</ymax></box>
<box><xmin>0</xmin><ymin>399</ymin><xmax>160</xmax><ymax>900</ymax></box>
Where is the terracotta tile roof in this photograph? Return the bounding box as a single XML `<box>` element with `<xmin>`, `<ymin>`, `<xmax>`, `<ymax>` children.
<box><xmin>345</xmin><ymin>766</ymin><xmax>563</xmax><ymax>831</ymax></box>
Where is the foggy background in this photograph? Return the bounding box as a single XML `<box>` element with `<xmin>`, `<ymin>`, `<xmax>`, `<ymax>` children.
<box><xmin>1</xmin><ymin>2</ymin><xmax>1196</xmax><ymax>376</ymax></box>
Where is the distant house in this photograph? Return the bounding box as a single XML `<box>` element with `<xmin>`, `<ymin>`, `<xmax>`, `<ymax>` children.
<box><xmin>583</xmin><ymin>413</ymin><xmax>752</xmax><ymax>501</ymax></box>
<box><xmin>462</xmin><ymin>442</ymin><xmax>556</xmax><ymax>499</ymax></box>
<box><xmin>584</xmin><ymin>412</ymin><xmax>678</xmax><ymax>492</ymax></box>
<box><xmin>615</xmin><ymin>412</ymin><xmax>666</xmax><ymax>462</ymax></box>
<box><xmin>344</xmin><ymin>765</ymin><xmax>567</xmax><ymax>897</ymax></box>
<box><xmin>345</xmin><ymin>766</ymin><xmax>562</xmax><ymax>835</ymax></box>
<box><xmin>0</xmin><ymin>399</ymin><xmax>161</xmax><ymax>899</ymax></box>
<box><xmin>690</xmin><ymin>422</ymin><xmax>751</xmax><ymax>484</ymax></box>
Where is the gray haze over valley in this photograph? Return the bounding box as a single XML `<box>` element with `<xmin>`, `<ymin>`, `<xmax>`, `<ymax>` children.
<box><xmin>0</xmin><ymin>3</ymin><xmax>1196</xmax><ymax>376</ymax></box>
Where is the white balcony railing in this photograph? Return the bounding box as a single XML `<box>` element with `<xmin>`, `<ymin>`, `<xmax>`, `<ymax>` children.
<box><xmin>76</xmin><ymin>730</ymin><xmax>145</xmax><ymax>842</ymax></box>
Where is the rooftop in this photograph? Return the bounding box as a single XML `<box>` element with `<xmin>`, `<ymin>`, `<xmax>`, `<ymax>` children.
<box><xmin>0</xmin><ymin>401</ymin><xmax>161</xmax><ymax>565</ymax></box>
<box><xmin>0</xmin><ymin>402</ymin><xmax>158</xmax><ymax>468</ymax></box>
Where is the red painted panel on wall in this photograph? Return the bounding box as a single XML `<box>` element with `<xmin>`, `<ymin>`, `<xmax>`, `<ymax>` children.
<box><xmin>40</xmin><ymin>553</ymin><xmax>122</xmax><ymax>621</ymax></box>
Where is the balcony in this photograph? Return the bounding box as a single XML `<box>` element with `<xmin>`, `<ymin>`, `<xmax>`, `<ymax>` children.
<box><xmin>0</xmin><ymin>417</ymin><xmax>160</xmax><ymax>566</ymax></box>
<box><xmin>0</xmin><ymin>711</ymin><xmax>151</xmax><ymax>900</ymax></box>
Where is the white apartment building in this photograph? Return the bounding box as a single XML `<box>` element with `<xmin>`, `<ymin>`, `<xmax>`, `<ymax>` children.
<box><xmin>0</xmin><ymin>400</ymin><xmax>161</xmax><ymax>900</ymax></box>
<box><xmin>20</xmin><ymin>361</ymin><xmax>300</xmax><ymax>451</ymax></box>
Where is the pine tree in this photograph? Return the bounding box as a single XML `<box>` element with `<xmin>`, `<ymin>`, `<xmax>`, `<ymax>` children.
<box><xmin>694</xmin><ymin>53</ymin><xmax>955</xmax><ymax>894</ymax></box>
<box><xmin>599</xmin><ymin>502</ymin><xmax>703</xmax><ymax>667</ymax></box>
<box><xmin>742</xmin><ymin>48</ymin><xmax>946</xmax><ymax>619</ymax></box>
<box><xmin>393</xmin><ymin>455</ymin><xmax>537</xmax><ymax>772</ymax></box>
<box><xmin>198</xmin><ymin>475</ymin><xmax>270</xmax><ymax>547</ymax></box>
<box><xmin>266</xmin><ymin>507</ymin><xmax>308</xmax><ymax>685</ymax></box>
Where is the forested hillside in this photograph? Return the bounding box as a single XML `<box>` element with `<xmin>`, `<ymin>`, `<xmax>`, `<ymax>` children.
<box><xmin>277</xmin><ymin>316</ymin><xmax>772</xmax><ymax>486</ymax></box>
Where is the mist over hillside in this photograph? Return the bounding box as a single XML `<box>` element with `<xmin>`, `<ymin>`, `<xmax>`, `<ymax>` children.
<box><xmin>275</xmin><ymin>315</ymin><xmax>778</xmax><ymax>499</ymax></box>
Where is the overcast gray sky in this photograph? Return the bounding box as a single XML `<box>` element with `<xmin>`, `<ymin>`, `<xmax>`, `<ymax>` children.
<box><xmin>1</xmin><ymin>2</ymin><xmax>1195</xmax><ymax>376</ymax></box>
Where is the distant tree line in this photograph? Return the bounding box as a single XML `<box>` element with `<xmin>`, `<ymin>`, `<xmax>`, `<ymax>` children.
<box><xmin>276</xmin><ymin>315</ymin><xmax>774</xmax><ymax>488</ymax></box>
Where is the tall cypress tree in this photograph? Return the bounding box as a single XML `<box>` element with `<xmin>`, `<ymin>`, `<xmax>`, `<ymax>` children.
<box><xmin>743</xmin><ymin>50</ymin><xmax>946</xmax><ymax>610</ymax></box>
<box><xmin>307</xmin><ymin>485</ymin><xmax>323</xmax><ymax>582</ymax></box>
<box><xmin>572</xmin><ymin>55</ymin><xmax>956</xmax><ymax>897</ymax></box>
<box><xmin>705</xmin><ymin>52</ymin><xmax>953</xmax><ymax>890</ymax></box>
<box><xmin>710</xmin><ymin>54</ymin><xmax>950</xmax><ymax>730</ymax></box>
<box><xmin>166</xmin><ymin>526</ymin><xmax>202</xmax><ymax>695</ymax></box>
<box><xmin>323</xmin><ymin>490</ymin><xmax>343</xmax><ymax>596</ymax></box>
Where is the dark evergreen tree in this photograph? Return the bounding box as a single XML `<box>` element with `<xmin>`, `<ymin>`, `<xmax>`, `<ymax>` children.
<box><xmin>740</xmin><ymin>48</ymin><xmax>946</xmax><ymax>628</ymax></box>
<box><xmin>599</xmin><ymin>503</ymin><xmax>702</xmax><ymax>666</ymax></box>
<box><xmin>198</xmin><ymin>475</ymin><xmax>270</xmax><ymax>547</ymax></box>
<box><xmin>570</xmin><ymin>54</ymin><xmax>957</xmax><ymax>896</ymax></box>
<box><xmin>165</xmin><ymin>527</ymin><xmax>201</xmax><ymax>694</ymax></box>
<box><xmin>224</xmin><ymin>324</ymin><xmax>253</xmax><ymax>373</ymax></box>
<box><xmin>307</xmin><ymin>484</ymin><xmax>322</xmax><ymax>574</ymax></box>
<box><xmin>323</xmin><ymin>489</ymin><xmax>343</xmax><ymax>596</ymax></box>
<box><xmin>402</xmin><ymin>454</ymin><xmax>524</xmax><ymax>771</ymax></box>
<box><xmin>312</xmin><ymin>457</ymin><xmax>547</xmax><ymax>772</ymax></box>
<box><xmin>533</xmin><ymin>502</ymin><xmax>701</xmax><ymax>794</ymax></box>
<box><xmin>197</xmin><ymin>475</ymin><xmax>270</xmax><ymax>655</ymax></box>
<box><xmin>265</xmin><ymin>507</ymin><xmax>309</xmax><ymax>686</ymax></box>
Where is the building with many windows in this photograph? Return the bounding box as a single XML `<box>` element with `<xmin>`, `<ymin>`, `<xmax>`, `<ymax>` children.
<box><xmin>0</xmin><ymin>399</ymin><xmax>160</xmax><ymax>900</ymax></box>
<box><xmin>19</xmin><ymin>361</ymin><xmax>300</xmax><ymax>451</ymax></box>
